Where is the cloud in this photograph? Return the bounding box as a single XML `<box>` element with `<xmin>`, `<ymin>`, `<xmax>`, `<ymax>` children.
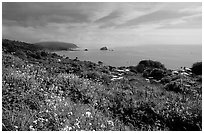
<box><xmin>158</xmin><ymin>14</ymin><xmax>202</xmax><ymax>29</ymax></box>
<box><xmin>2</xmin><ymin>2</ymin><xmax>99</xmax><ymax>27</ymax></box>
<box><xmin>94</xmin><ymin>2</ymin><xmax>164</xmax><ymax>29</ymax></box>
<box><xmin>94</xmin><ymin>10</ymin><xmax>121</xmax><ymax>23</ymax></box>
<box><xmin>118</xmin><ymin>9</ymin><xmax>199</xmax><ymax>28</ymax></box>
<box><xmin>179</xmin><ymin>6</ymin><xmax>202</xmax><ymax>14</ymax></box>
<box><xmin>2</xmin><ymin>2</ymin><xmax>202</xmax><ymax>46</ymax></box>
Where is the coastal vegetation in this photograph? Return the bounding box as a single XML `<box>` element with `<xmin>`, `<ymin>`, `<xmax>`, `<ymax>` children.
<box><xmin>2</xmin><ymin>39</ymin><xmax>202</xmax><ymax>131</ymax></box>
<box><xmin>192</xmin><ymin>62</ymin><xmax>202</xmax><ymax>75</ymax></box>
<box><xmin>35</xmin><ymin>41</ymin><xmax>78</xmax><ymax>51</ymax></box>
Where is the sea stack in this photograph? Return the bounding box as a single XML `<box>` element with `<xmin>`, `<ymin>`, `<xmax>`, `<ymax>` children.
<box><xmin>100</xmin><ymin>46</ymin><xmax>108</xmax><ymax>50</ymax></box>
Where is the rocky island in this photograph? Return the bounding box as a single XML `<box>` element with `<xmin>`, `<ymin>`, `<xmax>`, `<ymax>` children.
<box><xmin>100</xmin><ymin>46</ymin><xmax>108</xmax><ymax>50</ymax></box>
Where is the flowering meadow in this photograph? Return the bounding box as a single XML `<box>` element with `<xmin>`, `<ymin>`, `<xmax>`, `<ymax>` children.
<box><xmin>2</xmin><ymin>39</ymin><xmax>202</xmax><ymax>131</ymax></box>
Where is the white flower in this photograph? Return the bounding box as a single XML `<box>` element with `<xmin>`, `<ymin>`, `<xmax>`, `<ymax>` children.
<box><xmin>29</xmin><ymin>125</ymin><xmax>35</xmax><ymax>131</ymax></box>
<box><xmin>85</xmin><ymin>111</ymin><xmax>91</xmax><ymax>117</ymax></box>
<box><xmin>107</xmin><ymin>120</ymin><xmax>114</xmax><ymax>126</ymax></box>
<box><xmin>101</xmin><ymin>124</ymin><xmax>106</xmax><ymax>128</ymax></box>
<box><xmin>68</xmin><ymin>127</ymin><xmax>72</xmax><ymax>130</ymax></box>
<box><xmin>33</xmin><ymin>120</ymin><xmax>37</xmax><ymax>124</ymax></box>
<box><xmin>68</xmin><ymin>112</ymin><xmax>73</xmax><ymax>115</ymax></box>
<box><xmin>14</xmin><ymin>126</ymin><xmax>18</xmax><ymax>129</ymax></box>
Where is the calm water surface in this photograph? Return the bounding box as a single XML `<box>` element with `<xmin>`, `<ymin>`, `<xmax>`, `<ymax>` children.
<box><xmin>55</xmin><ymin>45</ymin><xmax>202</xmax><ymax>69</ymax></box>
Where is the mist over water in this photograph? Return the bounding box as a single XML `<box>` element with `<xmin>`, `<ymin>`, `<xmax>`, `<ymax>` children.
<box><xmin>55</xmin><ymin>45</ymin><xmax>202</xmax><ymax>69</ymax></box>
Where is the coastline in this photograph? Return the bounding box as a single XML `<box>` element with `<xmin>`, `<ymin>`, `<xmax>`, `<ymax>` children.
<box><xmin>54</xmin><ymin>44</ymin><xmax>202</xmax><ymax>69</ymax></box>
<box><xmin>2</xmin><ymin>39</ymin><xmax>202</xmax><ymax>131</ymax></box>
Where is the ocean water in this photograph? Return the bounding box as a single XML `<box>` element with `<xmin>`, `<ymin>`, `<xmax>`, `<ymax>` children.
<box><xmin>55</xmin><ymin>45</ymin><xmax>202</xmax><ymax>69</ymax></box>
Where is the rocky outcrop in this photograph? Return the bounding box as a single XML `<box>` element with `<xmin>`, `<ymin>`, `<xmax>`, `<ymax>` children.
<box><xmin>100</xmin><ymin>47</ymin><xmax>108</xmax><ymax>50</ymax></box>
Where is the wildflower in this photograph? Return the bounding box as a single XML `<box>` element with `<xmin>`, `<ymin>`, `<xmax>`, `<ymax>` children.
<box><xmin>33</xmin><ymin>120</ymin><xmax>38</xmax><ymax>124</ymax></box>
<box><xmin>107</xmin><ymin>120</ymin><xmax>114</xmax><ymax>126</ymax></box>
<box><xmin>63</xmin><ymin>125</ymin><xmax>72</xmax><ymax>131</ymax></box>
<box><xmin>29</xmin><ymin>125</ymin><xmax>35</xmax><ymax>131</ymax></box>
<box><xmin>101</xmin><ymin>124</ymin><xmax>106</xmax><ymax>128</ymax></box>
<box><xmin>85</xmin><ymin>111</ymin><xmax>91</xmax><ymax>117</ymax></box>
<box><xmin>74</xmin><ymin>122</ymin><xmax>80</xmax><ymax>128</ymax></box>
<box><xmin>14</xmin><ymin>126</ymin><xmax>18</xmax><ymax>129</ymax></box>
<box><xmin>68</xmin><ymin>127</ymin><xmax>72</xmax><ymax>130</ymax></box>
<box><xmin>68</xmin><ymin>112</ymin><xmax>73</xmax><ymax>115</ymax></box>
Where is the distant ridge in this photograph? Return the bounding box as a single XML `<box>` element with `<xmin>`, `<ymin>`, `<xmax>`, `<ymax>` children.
<box><xmin>35</xmin><ymin>41</ymin><xmax>78</xmax><ymax>51</ymax></box>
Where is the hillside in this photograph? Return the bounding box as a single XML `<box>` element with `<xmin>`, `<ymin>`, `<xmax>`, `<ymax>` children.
<box><xmin>2</xmin><ymin>39</ymin><xmax>202</xmax><ymax>131</ymax></box>
<box><xmin>35</xmin><ymin>41</ymin><xmax>78</xmax><ymax>51</ymax></box>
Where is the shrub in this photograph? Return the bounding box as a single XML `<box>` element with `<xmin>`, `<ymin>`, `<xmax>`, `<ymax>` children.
<box><xmin>136</xmin><ymin>64</ymin><xmax>145</xmax><ymax>73</ymax></box>
<box><xmin>51</xmin><ymin>53</ymin><xmax>59</xmax><ymax>58</ymax></box>
<box><xmin>40</xmin><ymin>51</ymin><xmax>48</xmax><ymax>57</ymax></box>
<box><xmin>142</xmin><ymin>68</ymin><xmax>152</xmax><ymax>78</ymax></box>
<box><xmin>192</xmin><ymin>62</ymin><xmax>202</xmax><ymax>75</ymax></box>
<box><xmin>14</xmin><ymin>50</ymin><xmax>27</xmax><ymax>59</ymax></box>
<box><xmin>85</xmin><ymin>71</ymin><xmax>101</xmax><ymax>80</ymax></box>
<box><xmin>138</xmin><ymin>60</ymin><xmax>165</xmax><ymax>70</ymax></box>
<box><xmin>161</xmin><ymin>76</ymin><xmax>171</xmax><ymax>84</ymax></box>
<box><xmin>149</xmin><ymin>68</ymin><xmax>165</xmax><ymax>80</ymax></box>
<box><xmin>27</xmin><ymin>51</ymin><xmax>42</xmax><ymax>59</ymax></box>
<box><xmin>164</xmin><ymin>81</ymin><xmax>183</xmax><ymax>93</ymax></box>
<box><xmin>101</xmin><ymin>73</ymin><xmax>111</xmax><ymax>84</ymax></box>
<box><xmin>128</xmin><ymin>66</ymin><xmax>137</xmax><ymax>73</ymax></box>
<box><xmin>196</xmin><ymin>75</ymin><xmax>202</xmax><ymax>82</ymax></box>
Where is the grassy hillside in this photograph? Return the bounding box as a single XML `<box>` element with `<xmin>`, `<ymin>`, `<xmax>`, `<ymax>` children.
<box><xmin>2</xmin><ymin>39</ymin><xmax>202</xmax><ymax>131</ymax></box>
<box><xmin>35</xmin><ymin>41</ymin><xmax>78</xmax><ymax>51</ymax></box>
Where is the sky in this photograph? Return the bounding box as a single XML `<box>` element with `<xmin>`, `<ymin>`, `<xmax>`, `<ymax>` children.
<box><xmin>2</xmin><ymin>2</ymin><xmax>202</xmax><ymax>48</ymax></box>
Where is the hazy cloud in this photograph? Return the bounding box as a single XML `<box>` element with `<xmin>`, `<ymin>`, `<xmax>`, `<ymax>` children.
<box><xmin>118</xmin><ymin>9</ymin><xmax>200</xmax><ymax>28</ymax></box>
<box><xmin>3</xmin><ymin>2</ymin><xmax>97</xmax><ymax>27</ymax></box>
<box><xmin>2</xmin><ymin>2</ymin><xmax>202</xmax><ymax>46</ymax></box>
<box><xmin>94</xmin><ymin>10</ymin><xmax>121</xmax><ymax>23</ymax></box>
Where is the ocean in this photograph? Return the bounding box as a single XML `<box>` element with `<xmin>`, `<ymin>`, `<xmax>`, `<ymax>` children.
<box><xmin>55</xmin><ymin>45</ymin><xmax>202</xmax><ymax>69</ymax></box>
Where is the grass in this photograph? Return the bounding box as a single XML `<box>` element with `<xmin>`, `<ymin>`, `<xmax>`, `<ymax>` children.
<box><xmin>2</xmin><ymin>39</ymin><xmax>202</xmax><ymax>131</ymax></box>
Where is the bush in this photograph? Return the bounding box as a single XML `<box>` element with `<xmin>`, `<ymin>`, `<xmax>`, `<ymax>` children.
<box><xmin>40</xmin><ymin>51</ymin><xmax>48</xmax><ymax>57</ymax></box>
<box><xmin>101</xmin><ymin>73</ymin><xmax>111</xmax><ymax>84</ymax></box>
<box><xmin>161</xmin><ymin>76</ymin><xmax>171</xmax><ymax>84</ymax></box>
<box><xmin>196</xmin><ymin>75</ymin><xmax>202</xmax><ymax>82</ymax></box>
<box><xmin>85</xmin><ymin>71</ymin><xmax>101</xmax><ymax>80</ymax></box>
<box><xmin>27</xmin><ymin>51</ymin><xmax>42</xmax><ymax>59</ymax></box>
<box><xmin>138</xmin><ymin>60</ymin><xmax>165</xmax><ymax>70</ymax></box>
<box><xmin>149</xmin><ymin>68</ymin><xmax>165</xmax><ymax>80</ymax></box>
<box><xmin>128</xmin><ymin>66</ymin><xmax>137</xmax><ymax>73</ymax></box>
<box><xmin>14</xmin><ymin>50</ymin><xmax>27</xmax><ymax>59</ymax></box>
<box><xmin>142</xmin><ymin>68</ymin><xmax>152</xmax><ymax>78</ymax></box>
<box><xmin>136</xmin><ymin>64</ymin><xmax>145</xmax><ymax>73</ymax></box>
<box><xmin>164</xmin><ymin>81</ymin><xmax>183</xmax><ymax>93</ymax></box>
<box><xmin>192</xmin><ymin>62</ymin><xmax>202</xmax><ymax>75</ymax></box>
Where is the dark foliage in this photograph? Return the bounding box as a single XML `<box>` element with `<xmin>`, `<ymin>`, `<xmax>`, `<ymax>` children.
<box><xmin>164</xmin><ymin>81</ymin><xmax>183</xmax><ymax>93</ymax></box>
<box><xmin>138</xmin><ymin>60</ymin><xmax>166</xmax><ymax>70</ymax></box>
<box><xmin>149</xmin><ymin>68</ymin><xmax>165</xmax><ymax>80</ymax></box>
<box><xmin>128</xmin><ymin>66</ymin><xmax>138</xmax><ymax>73</ymax></box>
<box><xmin>142</xmin><ymin>68</ymin><xmax>152</xmax><ymax>78</ymax></box>
<box><xmin>136</xmin><ymin>64</ymin><xmax>145</xmax><ymax>73</ymax></box>
<box><xmin>3</xmin><ymin>39</ymin><xmax>41</xmax><ymax>53</ymax></box>
<box><xmin>14</xmin><ymin>50</ymin><xmax>27</xmax><ymax>59</ymax></box>
<box><xmin>161</xmin><ymin>76</ymin><xmax>172</xmax><ymax>84</ymax></box>
<box><xmin>192</xmin><ymin>62</ymin><xmax>202</xmax><ymax>75</ymax></box>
